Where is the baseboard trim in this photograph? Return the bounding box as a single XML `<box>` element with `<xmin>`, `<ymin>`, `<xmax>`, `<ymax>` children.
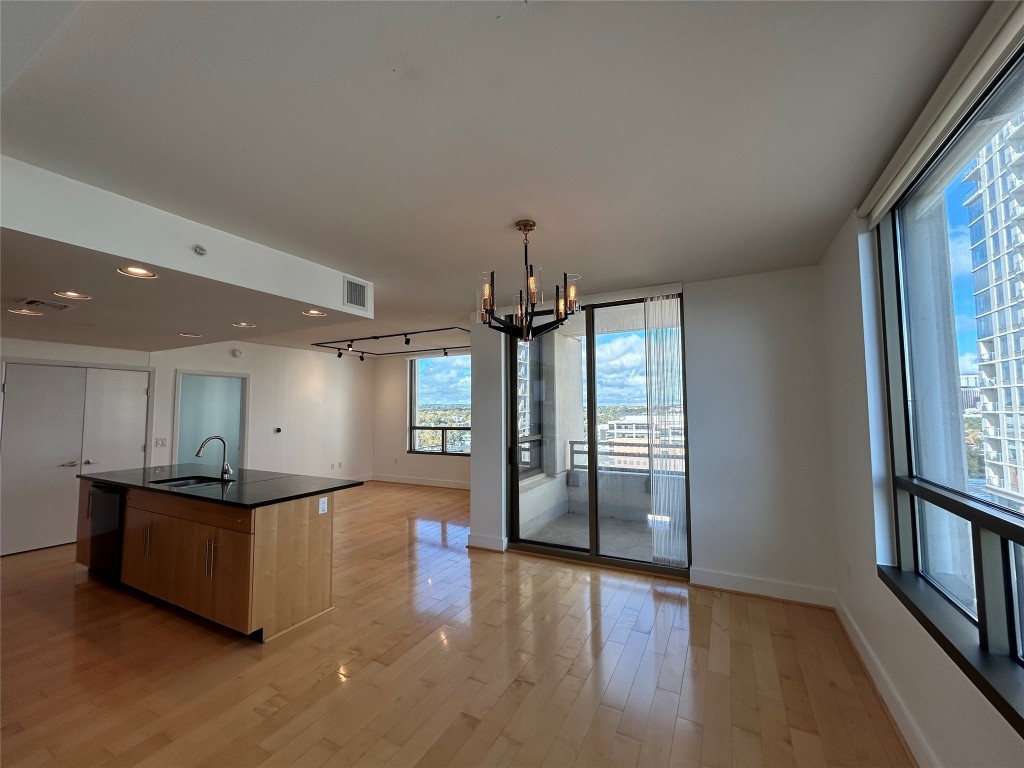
<box><xmin>835</xmin><ymin>596</ymin><xmax>937</xmax><ymax>768</ymax></box>
<box><xmin>689</xmin><ymin>566</ymin><xmax>836</xmax><ymax>607</ymax></box>
<box><xmin>467</xmin><ymin>534</ymin><xmax>507</xmax><ymax>551</ymax></box>
<box><xmin>369</xmin><ymin>474</ymin><xmax>470</xmax><ymax>490</ymax></box>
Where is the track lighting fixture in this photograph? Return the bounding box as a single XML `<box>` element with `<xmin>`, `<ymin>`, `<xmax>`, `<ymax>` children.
<box><xmin>347</xmin><ymin>341</ymin><xmax>354</xmax><ymax>350</ymax></box>
<box><xmin>404</xmin><ymin>335</ymin><xmax>411</xmax><ymax>345</ymax></box>
<box><xmin>443</xmin><ymin>348</ymin><xmax>448</xmax><ymax>357</ymax></box>
<box><xmin>359</xmin><ymin>353</ymin><xmax>365</xmax><ymax>362</ymax></box>
<box><xmin>337</xmin><ymin>350</ymin><xmax>343</xmax><ymax>359</ymax></box>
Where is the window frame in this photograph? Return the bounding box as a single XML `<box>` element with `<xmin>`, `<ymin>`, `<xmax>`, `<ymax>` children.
<box><xmin>879</xmin><ymin>54</ymin><xmax>1024</xmax><ymax>732</ymax></box>
<box><xmin>407</xmin><ymin>356</ymin><xmax>471</xmax><ymax>457</ymax></box>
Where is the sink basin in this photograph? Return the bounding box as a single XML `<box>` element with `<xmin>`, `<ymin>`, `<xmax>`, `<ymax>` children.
<box><xmin>150</xmin><ymin>475</ymin><xmax>231</xmax><ymax>488</ymax></box>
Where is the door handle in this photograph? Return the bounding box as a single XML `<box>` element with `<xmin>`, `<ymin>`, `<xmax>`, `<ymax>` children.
<box><xmin>59</xmin><ymin>460</ymin><xmax>79</xmax><ymax>467</ymax></box>
<box><xmin>83</xmin><ymin>459</ymin><xmax>99</xmax><ymax>465</ymax></box>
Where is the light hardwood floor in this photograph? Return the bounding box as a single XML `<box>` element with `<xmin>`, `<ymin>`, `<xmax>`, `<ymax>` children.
<box><xmin>1</xmin><ymin>482</ymin><xmax>914</xmax><ymax>768</ymax></box>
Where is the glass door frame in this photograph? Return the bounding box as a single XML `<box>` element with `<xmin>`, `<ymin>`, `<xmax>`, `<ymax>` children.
<box><xmin>172</xmin><ymin>370</ymin><xmax>250</xmax><ymax>470</ymax></box>
<box><xmin>506</xmin><ymin>296</ymin><xmax>692</xmax><ymax>578</ymax></box>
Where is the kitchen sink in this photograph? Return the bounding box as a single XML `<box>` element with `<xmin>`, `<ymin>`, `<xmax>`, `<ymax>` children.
<box><xmin>150</xmin><ymin>475</ymin><xmax>232</xmax><ymax>488</ymax></box>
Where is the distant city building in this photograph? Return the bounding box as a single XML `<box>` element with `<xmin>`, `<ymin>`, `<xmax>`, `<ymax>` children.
<box><xmin>961</xmin><ymin>373</ymin><xmax>981</xmax><ymax>411</ymax></box>
<box><xmin>595</xmin><ymin>416</ymin><xmax>685</xmax><ymax>473</ymax></box>
<box><xmin>965</xmin><ymin>112</ymin><xmax>1024</xmax><ymax>507</ymax></box>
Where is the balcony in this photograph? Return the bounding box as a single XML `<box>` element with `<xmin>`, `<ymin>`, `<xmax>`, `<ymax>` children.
<box><xmin>963</xmin><ymin>158</ymin><xmax>982</xmax><ymax>181</ymax></box>
<box><xmin>520</xmin><ymin>439</ymin><xmax>686</xmax><ymax>564</ymax></box>
<box><xmin>964</xmin><ymin>184</ymin><xmax>984</xmax><ymax>205</ymax></box>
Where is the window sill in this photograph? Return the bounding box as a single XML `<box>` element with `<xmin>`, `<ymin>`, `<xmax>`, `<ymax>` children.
<box><xmin>406</xmin><ymin>450</ymin><xmax>470</xmax><ymax>458</ymax></box>
<box><xmin>877</xmin><ymin>565</ymin><xmax>1024</xmax><ymax>737</ymax></box>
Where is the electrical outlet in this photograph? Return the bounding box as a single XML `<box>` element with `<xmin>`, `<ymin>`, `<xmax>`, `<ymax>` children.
<box><xmin>155</xmin><ymin>437</ymin><xmax>167</xmax><ymax>448</ymax></box>
<box><xmin>330</xmin><ymin>462</ymin><xmax>335</xmax><ymax>470</ymax></box>
<box><xmin>337</xmin><ymin>460</ymin><xmax>343</xmax><ymax>469</ymax></box>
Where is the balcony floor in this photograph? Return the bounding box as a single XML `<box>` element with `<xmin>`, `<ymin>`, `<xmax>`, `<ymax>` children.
<box><xmin>521</xmin><ymin>511</ymin><xmax>655</xmax><ymax>562</ymax></box>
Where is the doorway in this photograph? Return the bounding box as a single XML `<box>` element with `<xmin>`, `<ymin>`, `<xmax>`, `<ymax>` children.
<box><xmin>174</xmin><ymin>372</ymin><xmax>247</xmax><ymax>472</ymax></box>
<box><xmin>509</xmin><ymin>296</ymin><xmax>690</xmax><ymax>574</ymax></box>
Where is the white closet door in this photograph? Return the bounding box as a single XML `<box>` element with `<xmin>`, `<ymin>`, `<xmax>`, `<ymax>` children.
<box><xmin>81</xmin><ymin>368</ymin><xmax>148</xmax><ymax>472</ymax></box>
<box><xmin>0</xmin><ymin>365</ymin><xmax>87</xmax><ymax>555</ymax></box>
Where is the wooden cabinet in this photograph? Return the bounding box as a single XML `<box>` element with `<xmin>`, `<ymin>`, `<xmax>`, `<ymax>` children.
<box><xmin>110</xmin><ymin>485</ymin><xmax>332</xmax><ymax>640</ymax></box>
<box><xmin>121</xmin><ymin>494</ymin><xmax>255</xmax><ymax>634</ymax></box>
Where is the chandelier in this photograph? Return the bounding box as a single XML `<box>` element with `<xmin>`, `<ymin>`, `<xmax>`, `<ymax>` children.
<box><xmin>479</xmin><ymin>219</ymin><xmax>580</xmax><ymax>341</ymax></box>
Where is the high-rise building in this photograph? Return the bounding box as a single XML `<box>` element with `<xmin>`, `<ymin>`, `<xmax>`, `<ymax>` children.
<box><xmin>967</xmin><ymin>112</ymin><xmax>1024</xmax><ymax>508</ymax></box>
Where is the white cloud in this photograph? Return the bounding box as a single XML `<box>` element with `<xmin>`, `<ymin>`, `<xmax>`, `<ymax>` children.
<box><xmin>947</xmin><ymin>225</ymin><xmax>972</xmax><ymax>278</ymax></box>
<box><xmin>960</xmin><ymin>352</ymin><xmax>979</xmax><ymax>374</ymax></box>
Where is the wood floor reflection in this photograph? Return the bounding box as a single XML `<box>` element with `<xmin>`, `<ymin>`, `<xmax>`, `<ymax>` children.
<box><xmin>1</xmin><ymin>482</ymin><xmax>914</xmax><ymax>767</ymax></box>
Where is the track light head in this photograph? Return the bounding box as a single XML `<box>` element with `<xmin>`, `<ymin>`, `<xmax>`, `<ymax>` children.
<box><xmin>404</xmin><ymin>335</ymin><xmax>411</xmax><ymax>345</ymax></box>
<box><xmin>359</xmin><ymin>353</ymin><xmax>365</xmax><ymax>362</ymax></box>
<box><xmin>443</xmin><ymin>348</ymin><xmax>448</xmax><ymax>357</ymax></box>
<box><xmin>337</xmin><ymin>350</ymin><xmax>343</xmax><ymax>359</ymax></box>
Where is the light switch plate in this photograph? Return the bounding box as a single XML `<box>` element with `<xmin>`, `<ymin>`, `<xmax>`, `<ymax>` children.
<box><xmin>155</xmin><ymin>437</ymin><xmax>167</xmax><ymax>447</ymax></box>
<box><xmin>318</xmin><ymin>497</ymin><xmax>328</xmax><ymax>515</ymax></box>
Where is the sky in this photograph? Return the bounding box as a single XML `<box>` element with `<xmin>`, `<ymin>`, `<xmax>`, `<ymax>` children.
<box><xmin>946</xmin><ymin>170</ymin><xmax>980</xmax><ymax>375</ymax></box>
<box><xmin>416</xmin><ymin>328</ymin><xmax>678</xmax><ymax>407</ymax></box>
<box><xmin>594</xmin><ymin>331</ymin><xmax>649</xmax><ymax>405</ymax></box>
<box><xmin>416</xmin><ymin>354</ymin><xmax>471</xmax><ymax>405</ymax></box>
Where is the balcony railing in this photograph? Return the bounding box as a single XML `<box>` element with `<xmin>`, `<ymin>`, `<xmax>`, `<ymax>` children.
<box><xmin>568</xmin><ymin>439</ymin><xmax>686</xmax><ymax>478</ymax></box>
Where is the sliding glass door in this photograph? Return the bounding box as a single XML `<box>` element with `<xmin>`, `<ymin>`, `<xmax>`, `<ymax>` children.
<box><xmin>510</xmin><ymin>296</ymin><xmax>689</xmax><ymax>573</ymax></box>
<box><xmin>514</xmin><ymin>324</ymin><xmax>591</xmax><ymax>550</ymax></box>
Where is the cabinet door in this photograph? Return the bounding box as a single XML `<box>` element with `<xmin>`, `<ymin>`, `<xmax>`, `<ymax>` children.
<box><xmin>193</xmin><ymin>525</ymin><xmax>253</xmax><ymax>634</ymax></box>
<box><xmin>147</xmin><ymin>513</ymin><xmax>200</xmax><ymax>611</ymax></box>
<box><xmin>121</xmin><ymin>507</ymin><xmax>153</xmax><ymax>594</ymax></box>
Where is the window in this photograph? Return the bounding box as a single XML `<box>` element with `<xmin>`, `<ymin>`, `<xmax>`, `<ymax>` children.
<box><xmin>408</xmin><ymin>355</ymin><xmax>471</xmax><ymax>455</ymax></box>
<box><xmin>881</xmin><ymin>54</ymin><xmax>1024</xmax><ymax>735</ymax></box>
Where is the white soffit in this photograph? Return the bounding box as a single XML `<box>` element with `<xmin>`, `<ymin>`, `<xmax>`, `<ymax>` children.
<box><xmin>0</xmin><ymin>156</ymin><xmax>373</xmax><ymax>318</ymax></box>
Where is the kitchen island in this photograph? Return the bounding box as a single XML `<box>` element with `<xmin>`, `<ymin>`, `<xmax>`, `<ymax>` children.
<box><xmin>76</xmin><ymin>464</ymin><xmax>362</xmax><ymax>641</ymax></box>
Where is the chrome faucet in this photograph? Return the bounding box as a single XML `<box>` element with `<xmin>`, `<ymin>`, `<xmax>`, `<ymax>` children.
<box><xmin>195</xmin><ymin>435</ymin><xmax>233</xmax><ymax>479</ymax></box>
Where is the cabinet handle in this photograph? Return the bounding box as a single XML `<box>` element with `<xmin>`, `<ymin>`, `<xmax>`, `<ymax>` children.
<box><xmin>144</xmin><ymin>523</ymin><xmax>150</xmax><ymax>557</ymax></box>
<box><xmin>209</xmin><ymin>540</ymin><xmax>216</xmax><ymax>578</ymax></box>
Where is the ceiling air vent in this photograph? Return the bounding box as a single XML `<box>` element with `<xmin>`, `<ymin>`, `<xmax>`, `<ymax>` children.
<box><xmin>18</xmin><ymin>298</ymin><xmax>74</xmax><ymax>311</ymax></box>
<box><xmin>342</xmin><ymin>275</ymin><xmax>374</xmax><ymax>317</ymax></box>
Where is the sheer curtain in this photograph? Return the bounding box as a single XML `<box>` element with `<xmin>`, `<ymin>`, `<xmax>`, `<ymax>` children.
<box><xmin>644</xmin><ymin>295</ymin><xmax>688</xmax><ymax>568</ymax></box>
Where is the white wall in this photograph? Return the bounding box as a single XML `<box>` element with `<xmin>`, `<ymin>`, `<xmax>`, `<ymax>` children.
<box><xmin>469</xmin><ymin>322</ymin><xmax>507</xmax><ymax>550</ymax></box>
<box><xmin>371</xmin><ymin>355</ymin><xmax>471</xmax><ymax>489</ymax></box>
<box><xmin>821</xmin><ymin>212</ymin><xmax>1024</xmax><ymax>767</ymax></box>
<box><xmin>1</xmin><ymin>337</ymin><xmax>374</xmax><ymax>481</ymax></box>
<box><xmin>684</xmin><ymin>267</ymin><xmax>838</xmax><ymax>605</ymax></box>
<box><xmin>149</xmin><ymin>341</ymin><xmax>374</xmax><ymax>480</ymax></box>
<box><xmin>1</xmin><ymin>337</ymin><xmax>150</xmax><ymax>367</ymax></box>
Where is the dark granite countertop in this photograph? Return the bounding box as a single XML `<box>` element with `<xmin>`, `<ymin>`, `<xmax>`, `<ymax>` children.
<box><xmin>77</xmin><ymin>464</ymin><xmax>363</xmax><ymax>509</ymax></box>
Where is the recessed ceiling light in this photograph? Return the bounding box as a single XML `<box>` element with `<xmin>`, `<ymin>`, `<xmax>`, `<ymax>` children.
<box><xmin>117</xmin><ymin>266</ymin><xmax>158</xmax><ymax>279</ymax></box>
<box><xmin>303</xmin><ymin>309</ymin><xmax>327</xmax><ymax>317</ymax></box>
<box><xmin>54</xmin><ymin>291</ymin><xmax>92</xmax><ymax>300</ymax></box>
<box><xmin>7</xmin><ymin>308</ymin><xmax>42</xmax><ymax>316</ymax></box>
<box><xmin>179</xmin><ymin>332</ymin><xmax>203</xmax><ymax>338</ymax></box>
<box><xmin>232</xmin><ymin>322</ymin><xmax>256</xmax><ymax>328</ymax></box>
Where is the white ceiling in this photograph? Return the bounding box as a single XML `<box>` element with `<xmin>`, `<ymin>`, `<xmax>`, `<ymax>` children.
<box><xmin>0</xmin><ymin>1</ymin><xmax>989</xmax><ymax>352</ymax></box>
